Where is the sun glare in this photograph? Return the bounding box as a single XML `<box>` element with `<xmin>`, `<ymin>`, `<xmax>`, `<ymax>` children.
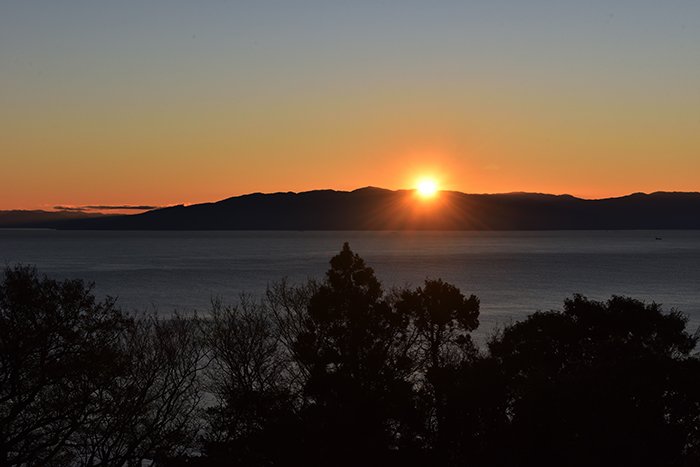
<box><xmin>417</xmin><ymin>179</ymin><xmax>438</xmax><ymax>198</ymax></box>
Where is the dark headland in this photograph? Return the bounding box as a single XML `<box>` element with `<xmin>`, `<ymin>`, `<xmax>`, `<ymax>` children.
<box><xmin>4</xmin><ymin>187</ymin><xmax>700</xmax><ymax>230</ymax></box>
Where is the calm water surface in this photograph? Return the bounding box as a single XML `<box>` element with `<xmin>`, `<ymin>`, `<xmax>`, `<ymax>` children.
<box><xmin>2</xmin><ymin>230</ymin><xmax>699</xmax><ymax>341</ymax></box>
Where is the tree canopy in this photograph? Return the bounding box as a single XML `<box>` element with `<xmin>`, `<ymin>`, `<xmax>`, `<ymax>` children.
<box><xmin>3</xmin><ymin>247</ymin><xmax>700</xmax><ymax>466</ymax></box>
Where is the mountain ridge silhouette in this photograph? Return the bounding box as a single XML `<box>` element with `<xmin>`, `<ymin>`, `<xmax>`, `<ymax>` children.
<box><xmin>4</xmin><ymin>187</ymin><xmax>700</xmax><ymax>230</ymax></box>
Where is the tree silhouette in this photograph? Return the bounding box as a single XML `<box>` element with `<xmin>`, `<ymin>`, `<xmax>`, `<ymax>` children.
<box><xmin>488</xmin><ymin>294</ymin><xmax>700</xmax><ymax>467</ymax></box>
<box><xmin>0</xmin><ymin>266</ymin><xmax>129</xmax><ymax>466</ymax></box>
<box><xmin>73</xmin><ymin>314</ymin><xmax>205</xmax><ymax>466</ymax></box>
<box><xmin>292</xmin><ymin>243</ymin><xmax>417</xmax><ymax>465</ymax></box>
<box><xmin>203</xmin><ymin>297</ymin><xmax>297</xmax><ymax>466</ymax></box>
<box><xmin>0</xmin><ymin>266</ymin><xmax>205</xmax><ymax>466</ymax></box>
<box><xmin>6</xmin><ymin>250</ymin><xmax>700</xmax><ymax>467</ymax></box>
<box><xmin>396</xmin><ymin>279</ymin><xmax>480</xmax><ymax>461</ymax></box>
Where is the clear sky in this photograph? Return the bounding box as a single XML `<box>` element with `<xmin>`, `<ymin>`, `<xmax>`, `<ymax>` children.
<box><xmin>2</xmin><ymin>1</ymin><xmax>699</xmax><ymax>210</ymax></box>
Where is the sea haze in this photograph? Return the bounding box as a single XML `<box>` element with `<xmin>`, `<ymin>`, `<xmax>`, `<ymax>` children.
<box><xmin>2</xmin><ymin>230</ymin><xmax>699</xmax><ymax>342</ymax></box>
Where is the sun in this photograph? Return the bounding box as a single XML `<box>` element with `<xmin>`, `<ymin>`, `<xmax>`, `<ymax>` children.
<box><xmin>416</xmin><ymin>179</ymin><xmax>438</xmax><ymax>198</ymax></box>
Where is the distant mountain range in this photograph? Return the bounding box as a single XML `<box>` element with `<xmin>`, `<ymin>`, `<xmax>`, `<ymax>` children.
<box><xmin>3</xmin><ymin>188</ymin><xmax>700</xmax><ymax>230</ymax></box>
<box><xmin>0</xmin><ymin>210</ymin><xmax>103</xmax><ymax>228</ymax></box>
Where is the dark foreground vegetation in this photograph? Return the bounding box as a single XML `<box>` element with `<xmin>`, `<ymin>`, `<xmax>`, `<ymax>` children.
<box><xmin>2</xmin><ymin>243</ymin><xmax>700</xmax><ymax>466</ymax></box>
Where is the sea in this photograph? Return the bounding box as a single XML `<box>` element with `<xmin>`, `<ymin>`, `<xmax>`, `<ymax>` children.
<box><xmin>2</xmin><ymin>229</ymin><xmax>699</xmax><ymax>343</ymax></box>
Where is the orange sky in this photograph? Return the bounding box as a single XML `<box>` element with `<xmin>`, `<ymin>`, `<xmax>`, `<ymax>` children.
<box><xmin>2</xmin><ymin>2</ymin><xmax>699</xmax><ymax>211</ymax></box>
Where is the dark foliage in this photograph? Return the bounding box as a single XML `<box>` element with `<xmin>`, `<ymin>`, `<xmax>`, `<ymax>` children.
<box><xmin>0</xmin><ymin>266</ymin><xmax>204</xmax><ymax>466</ymax></box>
<box><xmin>0</xmin><ymin>266</ymin><xmax>129</xmax><ymax>465</ymax></box>
<box><xmin>202</xmin><ymin>245</ymin><xmax>700</xmax><ymax>467</ymax></box>
<box><xmin>487</xmin><ymin>295</ymin><xmax>700</xmax><ymax>467</ymax></box>
<box><xmin>4</xmin><ymin>247</ymin><xmax>700</xmax><ymax>467</ymax></box>
<box><xmin>397</xmin><ymin>278</ymin><xmax>481</xmax><ymax>459</ymax></box>
<box><xmin>292</xmin><ymin>243</ymin><xmax>417</xmax><ymax>465</ymax></box>
<box><xmin>75</xmin><ymin>313</ymin><xmax>205</xmax><ymax>465</ymax></box>
<box><xmin>202</xmin><ymin>297</ymin><xmax>297</xmax><ymax>466</ymax></box>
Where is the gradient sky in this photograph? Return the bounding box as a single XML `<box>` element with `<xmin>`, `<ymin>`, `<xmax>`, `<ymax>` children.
<box><xmin>2</xmin><ymin>1</ymin><xmax>699</xmax><ymax>210</ymax></box>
